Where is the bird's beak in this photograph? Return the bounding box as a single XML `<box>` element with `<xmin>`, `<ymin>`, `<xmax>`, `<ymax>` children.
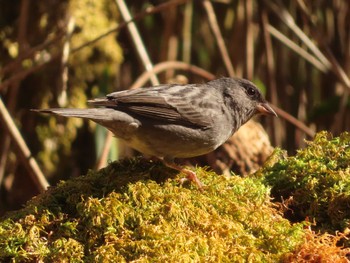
<box><xmin>256</xmin><ymin>102</ymin><xmax>278</xmax><ymax>117</ymax></box>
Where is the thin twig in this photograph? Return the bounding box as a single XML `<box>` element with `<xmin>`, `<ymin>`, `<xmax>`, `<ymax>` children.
<box><xmin>0</xmin><ymin>97</ymin><xmax>49</xmax><ymax>192</ymax></box>
<box><xmin>72</xmin><ymin>0</ymin><xmax>188</xmax><ymax>55</ymax></box>
<box><xmin>267</xmin><ymin>25</ymin><xmax>328</xmax><ymax>73</ymax></box>
<box><xmin>0</xmin><ymin>58</ymin><xmax>52</xmax><ymax>92</ymax></box>
<box><xmin>0</xmin><ymin>0</ymin><xmax>30</xmax><ymax>190</ymax></box>
<box><xmin>163</xmin><ymin>8</ymin><xmax>178</xmax><ymax>81</ymax></box>
<box><xmin>0</xmin><ymin>0</ymin><xmax>188</xmax><ymax>92</ymax></box>
<box><xmin>0</xmin><ymin>32</ymin><xmax>65</xmax><ymax>77</ymax></box>
<box><xmin>264</xmin><ymin>0</ymin><xmax>331</xmax><ymax>70</ymax></box>
<box><xmin>130</xmin><ymin>61</ymin><xmax>215</xmax><ymax>89</ymax></box>
<box><xmin>58</xmin><ymin>16</ymin><xmax>75</xmax><ymax>107</ymax></box>
<box><xmin>0</xmin><ymin>138</ymin><xmax>10</xmax><ymax>188</ymax></box>
<box><xmin>323</xmin><ymin>48</ymin><xmax>350</xmax><ymax>134</ymax></box>
<box><xmin>245</xmin><ymin>0</ymin><xmax>254</xmax><ymax>79</ymax></box>
<box><xmin>202</xmin><ymin>0</ymin><xmax>235</xmax><ymax>77</ymax></box>
<box><xmin>259</xmin><ymin>7</ymin><xmax>281</xmax><ymax>145</ymax></box>
<box><xmin>182</xmin><ymin>1</ymin><xmax>193</xmax><ymax>64</ymax></box>
<box><xmin>272</xmin><ymin>106</ymin><xmax>315</xmax><ymax>138</ymax></box>
<box><xmin>96</xmin><ymin>131</ymin><xmax>114</xmax><ymax>170</ymax></box>
<box><xmin>115</xmin><ymin>0</ymin><xmax>159</xmax><ymax>85</ymax></box>
<box><xmin>323</xmin><ymin>48</ymin><xmax>350</xmax><ymax>89</ymax></box>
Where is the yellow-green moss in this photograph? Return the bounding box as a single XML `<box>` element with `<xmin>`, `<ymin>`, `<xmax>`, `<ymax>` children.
<box><xmin>0</xmin><ymin>159</ymin><xmax>304</xmax><ymax>262</ymax></box>
<box><xmin>3</xmin><ymin>131</ymin><xmax>350</xmax><ymax>261</ymax></box>
<box><xmin>260</xmin><ymin>131</ymin><xmax>350</xmax><ymax>231</ymax></box>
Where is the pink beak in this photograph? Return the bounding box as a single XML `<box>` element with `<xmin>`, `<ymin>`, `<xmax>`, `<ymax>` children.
<box><xmin>256</xmin><ymin>102</ymin><xmax>277</xmax><ymax>117</ymax></box>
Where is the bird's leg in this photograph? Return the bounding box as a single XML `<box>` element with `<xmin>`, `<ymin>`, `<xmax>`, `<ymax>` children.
<box><xmin>162</xmin><ymin>157</ymin><xmax>204</xmax><ymax>190</ymax></box>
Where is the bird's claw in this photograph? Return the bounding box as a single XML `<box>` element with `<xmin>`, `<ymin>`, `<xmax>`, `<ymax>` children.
<box><xmin>179</xmin><ymin>171</ymin><xmax>205</xmax><ymax>191</ymax></box>
<box><xmin>162</xmin><ymin>158</ymin><xmax>205</xmax><ymax>191</ymax></box>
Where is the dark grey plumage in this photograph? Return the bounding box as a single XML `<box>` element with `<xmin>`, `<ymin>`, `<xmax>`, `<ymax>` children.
<box><xmin>35</xmin><ymin>77</ymin><xmax>277</xmax><ymax>189</ymax></box>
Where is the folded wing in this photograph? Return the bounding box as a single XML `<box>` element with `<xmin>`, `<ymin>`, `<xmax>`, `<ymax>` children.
<box><xmin>88</xmin><ymin>84</ymin><xmax>213</xmax><ymax>128</ymax></box>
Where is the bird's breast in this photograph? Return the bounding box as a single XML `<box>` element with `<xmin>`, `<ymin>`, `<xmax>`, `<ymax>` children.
<box><xmin>124</xmin><ymin>121</ymin><xmax>232</xmax><ymax>158</ymax></box>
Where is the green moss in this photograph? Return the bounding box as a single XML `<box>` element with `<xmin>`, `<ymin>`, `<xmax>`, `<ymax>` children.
<box><xmin>0</xmin><ymin>159</ymin><xmax>304</xmax><ymax>262</ymax></box>
<box><xmin>260</xmin><ymin>131</ymin><xmax>350</xmax><ymax>231</ymax></box>
<box><xmin>3</xmin><ymin>131</ymin><xmax>350</xmax><ymax>261</ymax></box>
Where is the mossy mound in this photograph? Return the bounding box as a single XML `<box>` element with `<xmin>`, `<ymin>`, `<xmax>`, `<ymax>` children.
<box><xmin>261</xmin><ymin>131</ymin><xmax>350</xmax><ymax>231</ymax></box>
<box><xmin>2</xmin><ymin>131</ymin><xmax>350</xmax><ymax>262</ymax></box>
<box><xmin>0</xmin><ymin>159</ymin><xmax>304</xmax><ymax>262</ymax></box>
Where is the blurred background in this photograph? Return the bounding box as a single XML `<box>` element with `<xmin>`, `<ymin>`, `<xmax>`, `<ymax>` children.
<box><xmin>0</xmin><ymin>0</ymin><xmax>349</xmax><ymax>214</ymax></box>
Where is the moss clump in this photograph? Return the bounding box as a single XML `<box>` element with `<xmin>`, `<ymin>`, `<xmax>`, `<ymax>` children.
<box><xmin>261</xmin><ymin>131</ymin><xmax>350</xmax><ymax>231</ymax></box>
<box><xmin>282</xmin><ymin>230</ymin><xmax>350</xmax><ymax>262</ymax></box>
<box><xmin>0</xmin><ymin>159</ymin><xmax>304</xmax><ymax>262</ymax></box>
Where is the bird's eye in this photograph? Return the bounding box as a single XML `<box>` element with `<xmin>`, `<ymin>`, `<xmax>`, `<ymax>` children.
<box><xmin>246</xmin><ymin>87</ymin><xmax>256</xmax><ymax>97</ymax></box>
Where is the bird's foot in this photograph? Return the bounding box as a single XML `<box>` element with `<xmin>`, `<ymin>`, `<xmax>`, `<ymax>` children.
<box><xmin>179</xmin><ymin>169</ymin><xmax>205</xmax><ymax>191</ymax></box>
<box><xmin>162</xmin><ymin>158</ymin><xmax>205</xmax><ymax>191</ymax></box>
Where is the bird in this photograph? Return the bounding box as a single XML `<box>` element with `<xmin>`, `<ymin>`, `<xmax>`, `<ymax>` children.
<box><xmin>34</xmin><ymin>77</ymin><xmax>277</xmax><ymax>189</ymax></box>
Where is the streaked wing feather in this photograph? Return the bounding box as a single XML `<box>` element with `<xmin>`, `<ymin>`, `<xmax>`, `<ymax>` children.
<box><xmin>118</xmin><ymin>105</ymin><xmax>187</xmax><ymax>123</ymax></box>
<box><xmin>88</xmin><ymin>85</ymin><xmax>212</xmax><ymax>127</ymax></box>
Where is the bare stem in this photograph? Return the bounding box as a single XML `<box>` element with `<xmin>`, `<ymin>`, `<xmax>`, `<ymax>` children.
<box><xmin>115</xmin><ymin>0</ymin><xmax>159</xmax><ymax>85</ymax></box>
<box><xmin>203</xmin><ymin>0</ymin><xmax>235</xmax><ymax>77</ymax></box>
<box><xmin>0</xmin><ymin>98</ymin><xmax>49</xmax><ymax>192</ymax></box>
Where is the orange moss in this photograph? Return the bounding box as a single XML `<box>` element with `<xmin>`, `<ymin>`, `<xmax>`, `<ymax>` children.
<box><xmin>283</xmin><ymin>229</ymin><xmax>350</xmax><ymax>263</ymax></box>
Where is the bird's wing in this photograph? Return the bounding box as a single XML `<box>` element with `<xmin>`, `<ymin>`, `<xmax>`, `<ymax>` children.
<box><xmin>88</xmin><ymin>84</ymin><xmax>215</xmax><ymax>128</ymax></box>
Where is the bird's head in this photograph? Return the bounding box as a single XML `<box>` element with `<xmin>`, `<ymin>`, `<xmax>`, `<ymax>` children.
<box><xmin>214</xmin><ymin>77</ymin><xmax>277</xmax><ymax>125</ymax></box>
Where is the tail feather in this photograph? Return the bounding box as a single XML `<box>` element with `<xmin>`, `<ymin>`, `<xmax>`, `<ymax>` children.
<box><xmin>32</xmin><ymin>108</ymin><xmax>116</xmax><ymax>121</ymax></box>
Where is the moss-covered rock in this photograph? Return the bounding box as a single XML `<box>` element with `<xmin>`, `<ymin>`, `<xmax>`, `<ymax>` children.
<box><xmin>261</xmin><ymin>131</ymin><xmax>350</xmax><ymax>231</ymax></box>
<box><xmin>2</xmin><ymin>131</ymin><xmax>350</xmax><ymax>262</ymax></box>
<box><xmin>0</xmin><ymin>159</ymin><xmax>304</xmax><ymax>262</ymax></box>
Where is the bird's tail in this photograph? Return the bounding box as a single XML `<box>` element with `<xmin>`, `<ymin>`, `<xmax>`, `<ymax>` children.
<box><xmin>32</xmin><ymin>108</ymin><xmax>116</xmax><ymax>121</ymax></box>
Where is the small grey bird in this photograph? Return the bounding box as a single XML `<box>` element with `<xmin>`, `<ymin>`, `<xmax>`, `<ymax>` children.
<box><xmin>35</xmin><ymin>77</ymin><xmax>277</xmax><ymax>189</ymax></box>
